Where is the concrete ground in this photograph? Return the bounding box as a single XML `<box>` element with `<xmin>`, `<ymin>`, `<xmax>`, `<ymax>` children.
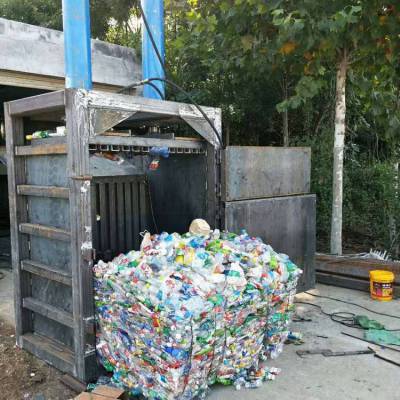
<box><xmin>0</xmin><ymin>232</ymin><xmax>13</xmax><ymax>326</ymax></box>
<box><xmin>0</xmin><ymin>267</ymin><xmax>13</xmax><ymax>326</ymax></box>
<box><xmin>0</xmin><ymin>265</ymin><xmax>399</xmax><ymax>400</ymax></box>
<box><xmin>208</xmin><ymin>284</ymin><xmax>400</xmax><ymax>400</ymax></box>
<box><xmin>209</xmin><ymin>284</ymin><xmax>400</xmax><ymax>400</ymax></box>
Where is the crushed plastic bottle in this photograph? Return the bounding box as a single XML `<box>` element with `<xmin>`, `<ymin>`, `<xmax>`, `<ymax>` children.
<box><xmin>94</xmin><ymin>228</ymin><xmax>302</xmax><ymax>399</ymax></box>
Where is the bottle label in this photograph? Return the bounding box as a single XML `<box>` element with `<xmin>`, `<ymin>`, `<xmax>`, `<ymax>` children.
<box><xmin>372</xmin><ymin>281</ymin><xmax>393</xmax><ymax>297</ymax></box>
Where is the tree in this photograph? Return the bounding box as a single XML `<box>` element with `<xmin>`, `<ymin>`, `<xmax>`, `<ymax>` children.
<box><xmin>268</xmin><ymin>1</ymin><xmax>399</xmax><ymax>254</ymax></box>
<box><xmin>165</xmin><ymin>0</ymin><xmax>309</xmax><ymax>146</ymax></box>
<box><xmin>2</xmin><ymin>0</ymin><xmax>400</xmax><ymax>252</ymax></box>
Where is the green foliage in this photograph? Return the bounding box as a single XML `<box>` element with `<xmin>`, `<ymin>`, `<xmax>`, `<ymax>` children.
<box><xmin>1</xmin><ymin>0</ymin><xmax>400</xmax><ymax>253</ymax></box>
<box><xmin>295</xmin><ymin>129</ymin><xmax>400</xmax><ymax>252</ymax></box>
<box><xmin>344</xmin><ymin>156</ymin><xmax>400</xmax><ymax>250</ymax></box>
<box><xmin>0</xmin><ymin>0</ymin><xmax>62</xmax><ymax>29</ymax></box>
<box><xmin>0</xmin><ymin>0</ymin><xmax>140</xmax><ymax>40</ymax></box>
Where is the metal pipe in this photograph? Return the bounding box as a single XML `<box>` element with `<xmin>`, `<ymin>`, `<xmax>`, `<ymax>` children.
<box><xmin>141</xmin><ymin>0</ymin><xmax>165</xmax><ymax>99</ymax></box>
<box><xmin>62</xmin><ymin>0</ymin><xmax>93</xmax><ymax>89</ymax></box>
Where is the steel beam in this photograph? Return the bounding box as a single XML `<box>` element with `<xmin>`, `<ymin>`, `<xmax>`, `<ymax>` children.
<box><xmin>62</xmin><ymin>0</ymin><xmax>93</xmax><ymax>89</ymax></box>
<box><xmin>141</xmin><ymin>0</ymin><xmax>165</xmax><ymax>99</ymax></box>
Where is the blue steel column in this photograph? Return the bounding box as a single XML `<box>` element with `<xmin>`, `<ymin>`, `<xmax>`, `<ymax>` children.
<box><xmin>142</xmin><ymin>0</ymin><xmax>165</xmax><ymax>99</ymax></box>
<box><xmin>62</xmin><ymin>0</ymin><xmax>93</xmax><ymax>89</ymax></box>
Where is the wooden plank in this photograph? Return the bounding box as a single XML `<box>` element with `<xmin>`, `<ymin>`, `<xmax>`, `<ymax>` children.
<box><xmin>132</xmin><ymin>181</ymin><xmax>140</xmax><ymax>249</ymax></box>
<box><xmin>316</xmin><ymin>271</ymin><xmax>399</xmax><ymax>295</ymax></box>
<box><xmin>21</xmin><ymin>259</ymin><xmax>72</xmax><ymax>286</ymax></box>
<box><xmin>108</xmin><ymin>182</ymin><xmax>117</xmax><ymax>254</ymax></box>
<box><xmin>22</xmin><ymin>333</ymin><xmax>75</xmax><ymax>376</ymax></box>
<box><xmin>5</xmin><ymin>104</ymin><xmax>33</xmax><ymax>343</ymax></box>
<box><xmin>19</xmin><ymin>223</ymin><xmax>71</xmax><ymax>242</ymax></box>
<box><xmin>124</xmin><ymin>182</ymin><xmax>133</xmax><ymax>250</ymax></box>
<box><xmin>316</xmin><ymin>254</ymin><xmax>400</xmax><ymax>270</ymax></box>
<box><xmin>0</xmin><ymin>19</ymin><xmax>141</xmax><ymax>89</ymax></box>
<box><xmin>8</xmin><ymin>90</ymin><xmax>65</xmax><ymax>117</ymax></box>
<box><xmin>17</xmin><ymin>184</ymin><xmax>69</xmax><ymax>199</ymax></box>
<box><xmin>74</xmin><ymin>393</ymin><xmax>112</xmax><ymax>400</ymax></box>
<box><xmin>93</xmin><ymin>385</ymin><xmax>126</xmax><ymax>398</ymax></box>
<box><xmin>316</xmin><ymin>254</ymin><xmax>400</xmax><ymax>279</ymax></box>
<box><xmin>0</xmin><ymin>70</ymin><xmax>125</xmax><ymax>93</ymax></box>
<box><xmin>316</xmin><ymin>261</ymin><xmax>400</xmax><ymax>284</ymax></box>
<box><xmin>117</xmin><ymin>182</ymin><xmax>125</xmax><ymax>251</ymax></box>
<box><xmin>316</xmin><ymin>272</ymin><xmax>370</xmax><ymax>292</ymax></box>
<box><xmin>23</xmin><ymin>297</ymin><xmax>74</xmax><ymax>328</ymax></box>
<box><xmin>15</xmin><ymin>143</ymin><xmax>68</xmax><ymax>156</ymax></box>
<box><xmin>60</xmin><ymin>374</ymin><xmax>87</xmax><ymax>393</ymax></box>
<box><xmin>99</xmin><ymin>183</ymin><xmax>109</xmax><ymax>253</ymax></box>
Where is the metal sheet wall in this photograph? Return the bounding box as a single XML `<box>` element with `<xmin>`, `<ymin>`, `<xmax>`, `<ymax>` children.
<box><xmin>222</xmin><ymin>146</ymin><xmax>311</xmax><ymax>201</ymax></box>
<box><xmin>223</xmin><ymin>146</ymin><xmax>316</xmax><ymax>291</ymax></box>
<box><xmin>224</xmin><ymin>195</ymin><xmax>316</xmax><ymax>291</ymax></box>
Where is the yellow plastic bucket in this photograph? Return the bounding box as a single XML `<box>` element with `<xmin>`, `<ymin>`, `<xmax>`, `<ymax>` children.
<box><xmin>369</xmin><ymin>270</ymin><xmax>394</xmax><ymax>301</ymax></box>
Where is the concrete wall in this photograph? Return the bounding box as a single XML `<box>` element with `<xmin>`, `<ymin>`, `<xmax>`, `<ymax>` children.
<box><xmin>0</xmin><ymin>18</ymin><xmax>141</xmax><ymax>89</ymax></box>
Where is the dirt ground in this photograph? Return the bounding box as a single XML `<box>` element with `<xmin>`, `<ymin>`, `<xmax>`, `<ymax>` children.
<box><xmin>0</xmin><ymin>319</ymin><xmax>77</xmax><ymax>400</ymax></box>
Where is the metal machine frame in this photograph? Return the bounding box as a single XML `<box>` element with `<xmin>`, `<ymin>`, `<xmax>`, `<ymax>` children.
<box><xmin>5</xmin><ymin>88</ymin><xmax>222</xmax><ymax>381</ymax></box>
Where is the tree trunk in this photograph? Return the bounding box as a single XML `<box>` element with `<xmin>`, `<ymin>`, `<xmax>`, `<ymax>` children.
<box><xmin>282</xmin><ymin>74</ymin><xmax>289</xmax><ymax>146</ymax></box>
<box><xmin>330</xmin><ymin>52</ymin><xmax>348</xmax><ymax>255</ymax></box>
<box><xmin>389</xmin><ymin>162</ymin><xmax>399</xmax><ymax>258</ymax></box>
<box><xmin>283</xmin><ymin>109</ymin><xmax>289</xmax><ymax>146</ymax></box>
<box><xmin>225</xmin><ymin>124</ymin><xmax>230</xmax><ymax>146</ymax></box>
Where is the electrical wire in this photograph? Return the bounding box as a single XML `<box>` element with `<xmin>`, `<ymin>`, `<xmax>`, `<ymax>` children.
<box><xmin>146</xmin><ymin>181</ymin><xmax>159</xmax><ymax>234</ymax></box>
<box><xmin>119</xmin><ymin>80</ymin><xmax>165</xmax><ymax>100</ymax></box>
<box><xmin>120</xmin><ymin>78</ymin><xmax>223</xmax><ymax>147</ymax></box>
<box><xmin>149</xmin><ymin>77</ymin><xmax>223</xmax><ymax>147</ymax></box>
<box><xmin>121</xmin><ymin>3</ymin><xmax>223</xmax><ymax>147</ymax></box>
<box><xmin>144</xmin><ymin>81</ymin><xmax>165</xmax><ymax>100</ymax></box>
<box><xmin>295</xmin><ymin>301</ymin><xmax>358</xmax><ymax>328</ymax></box>
<box><xmin>295</xmin><ymin>300</ymin><xmax>400</xmax><ymax>331</ymax></box>
<box><xmin>304</xmin><ymin>291</ymin><xmax>400</xmax><ymax>320</ymax></box>
<box><xmin>138</xmin><ymin>2</ymin><xmax>167</xmax><ymax>77</ymax></box>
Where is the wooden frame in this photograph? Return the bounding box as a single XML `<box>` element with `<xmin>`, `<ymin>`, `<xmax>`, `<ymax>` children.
<box><xmin>5</xmin><ymin>88</ymin><xmax>221</xmax><ymax>381</ymax></box>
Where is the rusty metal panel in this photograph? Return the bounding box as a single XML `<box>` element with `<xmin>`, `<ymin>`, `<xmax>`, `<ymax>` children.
<box><xmin>222</xmin><ymin>146</ymin><xmax>311</xmax><ymax>201</ymax></box>
<box><xmin>224</xmin><ymin>194</ymin><xmax>316</xmax><ymax>291</ymax></box>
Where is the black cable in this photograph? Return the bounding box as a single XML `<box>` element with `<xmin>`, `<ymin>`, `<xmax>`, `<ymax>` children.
<box><xmin>119</xmin><ymin>80</ymin><xmax>164</xmax><ymax>100</ymax></box>
<box><xmin>295</xmin><ymin>300</ymin><xmax>400</xmax><ymax>331</ymax></box>
<box><xmin>146</xmin><ymin>181</ymin><xmax>159</xmax><ymax>234</ymax></box>
<box><xmin>304</xmin><ymin>291</ymin><xmax>400</xmax><ymax>320</ymax></box>
<box><xmin>148</xmin><ymin>77</ymin><xmax>223</xmax><ymax>147</ymax></box>
<box><xmin>121</xmin><ymin>78</ymin><xmax>223</xmax><ymax>147</ymax></box>
<box><xmin>138</xmin><ymin>2</ymin><xmax>167</xmax><ymax>77</ymax></box>
<box><xmin>145</xmin><ymin>81</ymin><xmax>165</xmax><ymax>100</ymax></box>
<box><xmin>123</xmin><ymin>3</ymin><xmax>224</xmax><ymax>147</ymax></box>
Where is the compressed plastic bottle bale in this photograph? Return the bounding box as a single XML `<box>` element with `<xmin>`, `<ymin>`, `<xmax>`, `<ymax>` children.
<box><xmin>94</xmin><ymin>229</ymin><xmax>302</xmax><ymax>399</ymax></box>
